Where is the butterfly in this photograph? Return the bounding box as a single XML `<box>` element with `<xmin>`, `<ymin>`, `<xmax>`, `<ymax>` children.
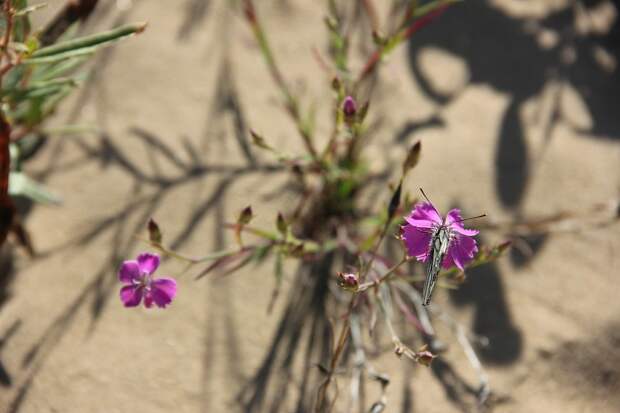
<box><xmin>415</xmin><ymin>189</ymin><xmax>485</xmax><ymax>306</ymax></box>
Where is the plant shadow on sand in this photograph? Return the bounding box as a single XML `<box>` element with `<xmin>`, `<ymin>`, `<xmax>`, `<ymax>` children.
<box><xmin>403</xmin><ymin>0</ymin><xmax>620</xmax><ymax>369</ymax></box>
<box><xmin>405</xmin><ymin>0</ymin><xmax>620</xmax><ymax>212</ymax></box>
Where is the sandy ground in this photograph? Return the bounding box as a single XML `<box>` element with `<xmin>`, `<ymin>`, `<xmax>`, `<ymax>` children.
<box><xmin>1</xmin><ymin>0</ymin><xmax>620</xmax><ymax>412</ymax></box>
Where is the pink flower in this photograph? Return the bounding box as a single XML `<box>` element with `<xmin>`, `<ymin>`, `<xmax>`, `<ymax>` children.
<box><xmin>118</xmin><ymin>252</ymin><xmax>177</xmax><ymax>308</ymax></box>
<box><xmin>401</xmin><ymin>202</ymin><xmax>479</xmax><ymax>270</ymax></box>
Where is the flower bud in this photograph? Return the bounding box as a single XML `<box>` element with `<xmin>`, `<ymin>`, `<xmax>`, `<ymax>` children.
<box><xmin>342</xmin><ymin>96</ymin><xmax>357</xmax><ymax>119</ymax></box>
<box><xmin>237</xmin><ymin>206</ymin><xmax>253</xmax><ymax>225</ymax></box>
<box><xmin>337</xmin><ymin>272</ymin><xmax>359</xmax><ymax>291</ymax></box>
<box><xmin>147</xmin><ymin>218</ymin><xmax>162</xmax><ymax>244</ymax></box>
<box><xmin>276</xmin><ymin>212</ymin><xmax>288</xmax><ymax>236</ymax></box>
<box><xmin>415</xmin><ymin>345</ymin><xmax>437</xmax><ymax>366</ymax></box>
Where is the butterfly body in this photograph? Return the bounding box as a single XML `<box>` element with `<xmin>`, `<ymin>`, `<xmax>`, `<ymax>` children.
<box><xmin>422</xmin><ymin>223</ymin><xmax>451</xmax><ymax>306</ymax></box>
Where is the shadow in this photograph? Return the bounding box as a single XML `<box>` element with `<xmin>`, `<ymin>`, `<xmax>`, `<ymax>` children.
<box><xmin>177</xmin><ymin>0</ymin><xmax>212</xmax><ymax>40</ymax></box>
<box><xmin>449</xmin><ymin>243</ymin><xmax>523</xmax><ymax>365</ymax></box>
<box><xmin>0</xmin><ymin>246</ymin><xmax>16</xmax><ymax>311</ymax></box>
<box><xmin>201</xmin><ymin>196</ymin><xmax>246</xmax><ymax>411</ymax></box>
<box><xmin>537</xmin><ymin>320</ymin><xmax>620</xmax><ymax>408</ymax></box>
<box><xmin>430</xmin><ymin>358</ymin><xmax>481</xmax><ymax>413</ymax></box>
<box><xmin>407</xmin><ymin>0</ymin><xmax>620</xmax><ymax>211</ymax></box>
<box><xmin>395</xmin><ymin>114</ymin><xmax>445</xmax><ymax>143</ymax></box>
<box><xmin>495</xmin><ymin>100</ymin><xmax>528</xmax><ymax>210</ymax></box>
<box><xmin>237</xmin><ymin>253</ymin><xmax>334</xmax><ymax>413</ymax></box>
<box><xmin>400</xmin><ymin>364</ymin><xmax>414</xmax><ymax>413</ymax></box>
<box><xmin>0</xmin><ymin>320</ymin><xmax>21</xmax><ymax>388</ymax></box>
<box><xmin>509</xmin><ymin>233</ymin><xmax>549</xmax><ymax>268</ymax></box>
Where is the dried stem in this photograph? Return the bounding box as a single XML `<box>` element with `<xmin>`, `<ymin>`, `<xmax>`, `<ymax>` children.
<box><xmin>479</xmin><ymin>199</ymin><xmax>619</xmax><ymax>237</ymax></box>
<box><xmin>434</xmin><ymin>309</ymin><xmax>491</xmax><ymax>407</ymax></box>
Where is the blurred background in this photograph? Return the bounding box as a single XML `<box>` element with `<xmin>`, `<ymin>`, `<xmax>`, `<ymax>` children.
<box><xmin>0</xmin><ymin>0</ymin><xmax>619</xmax><ymax>412</ymax></box>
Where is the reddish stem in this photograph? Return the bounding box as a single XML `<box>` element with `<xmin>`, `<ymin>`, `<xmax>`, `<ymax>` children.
<box><xmin>0</xmin><ymin>113</ymin><xmax>14</xmax><ymax>246</ymax></box>
<box><xmin>357</xmin><ymin>4</ymin><xmax>449</xmax><ymax>84</ymax></box>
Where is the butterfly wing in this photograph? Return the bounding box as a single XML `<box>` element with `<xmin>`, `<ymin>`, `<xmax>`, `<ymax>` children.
<box><xmin>422</xmin><ymin>226</ymin><xmax>450</xmax><ymax>306</ymax></box>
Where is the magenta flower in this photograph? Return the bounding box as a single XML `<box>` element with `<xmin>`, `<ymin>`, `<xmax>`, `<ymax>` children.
<box><xmin>402</xmin><ymin>202</ymin><xmax>479</xmax><ymax>270</ymax></box>
<box><xmin>118</xmin><ymin>252</ymin><xmax>177</xmax><ymax>308</ymax></box>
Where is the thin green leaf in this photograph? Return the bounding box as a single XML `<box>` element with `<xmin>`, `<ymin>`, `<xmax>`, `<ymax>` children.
<box><xmin>9</xmin><ymin>172</ymin><xmax>61</xmax><ymax>204</ymax></box>
<box><xmin>33</xmin><ymin>56</ymin><xmax>89</xmax><ymax>81</ymax></box>
<box><xmin>23</xmin><ymin>46</ymin><xmax>98</xmax><ymax>64</ymax></box>
<box><xmin>31</xmin><ymin>22</ymin><xmax>147</xmax><ymax>58</ymax></box>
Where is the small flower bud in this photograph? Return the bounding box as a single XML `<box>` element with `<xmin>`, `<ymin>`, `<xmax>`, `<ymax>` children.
<box><xmin>402</xmin><ymin>141</ymin><xmax>421</xmax><ymax>175</ymax></box>
<box><xmin>276</xmin><ymin>212</ymin><xmax>288</xmax><ymax>236</ymax></box>
<box><xmin>250</xmin><ymin>129</ymin><xmax>272</xmax><ymax>151</ymax></box>
<box><xmin>343</xmin><ymin>95</ymin><xmax>357</xmax><ymax>119</ymax></box>
<box><xmin>415</xmin><ymin>345</ymin><xmax>437</xmax><ymax>367</ymax></box>
<box><xmin>331</xmin><ymin>76</ymin><xmax>342</xmax><ymax>93</ymax></box>
<box><xmin>337</xmin><ymin>272</ymin><xmax>359</xmax><ymax>291</ymax></box>
<box><xmin>372</xmin><ymin>30</ymin><xmax>386</xmax><ymax>46</ymax></box>
<box><xmin>394</xmin><ymin>345</ymin><xmax>405</xmax><ymax>358</ymax></box>
<box><xmin>497</xmin><ymin>240</ymin><xmax>512</xmax><ymax>254</ymax></box>
<box><xmin>237</xmin><ymin>206</ymin><xmax>253</xmax><ymax>225</ymax></box>
<box><xmin>147</xmin><ymin>218</ymin><xmax>162</xmax><ymax>244</ymax></box>
<box><xmin>324</xmin><ymin>16</ymin><xmax>338</xmax><ymax>31</ymax></box>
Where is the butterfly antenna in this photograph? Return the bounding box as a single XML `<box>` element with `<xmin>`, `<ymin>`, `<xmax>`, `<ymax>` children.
<box><xmin>455</xmin><ymin>214</ymin><xmax>486</xmax><ymax>223</ymax></box>
<box><xmin>419</xmin><ymin>187</ymin><xmax>442</xmax><ymax>216</ymax></box>
<box><xmin>419</xmin><ymin>187</ymin><xmax>432</xmax><ymax>204</ymax></box>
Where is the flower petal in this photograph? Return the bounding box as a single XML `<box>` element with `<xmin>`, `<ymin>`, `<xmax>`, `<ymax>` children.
<box><xmin>446</xmin><ymin>209</ymin><xmax>479</xmax><ymax>236</ymax></box>
<box><xmin>402</xmin><ymin>223</ymin><xmax>433</xmax><ymax>261</ymax></box>
<box><xmin>150</xmin><ymin>278</ymin><xmax>177</xmax><ymax>308</ymax></box>
<box><xmin>447</xmin><ymin>234</ymin><xmax>478</xmax><ymax>270</ymax></box>
<box><xmin>120</xmin><ymin>285</ymin><xmax>143</xmax><ymax>307</ymax></box>
<box><xmin>143</xmin><ymin>293</ymin><xmax>154</xmax><ymax>308</ymax></box>
<box><xmin>441</xmin><ymin>251</ymin><xmax>456</xmax><ymax>269</ymax></box>
<box><xmin>406</xmin><ymin>202</ymin><xmax>443</xmax><ymax>228</ymax></box>
<box><xmin>137</xmin><ymin>253</ymin><xmax>160</xmax><ymax>275</ymax></box>
<box><xmin>118</xmin><ymin>260</ymin><xmax>140</xmax><ymax>283</ymax></box>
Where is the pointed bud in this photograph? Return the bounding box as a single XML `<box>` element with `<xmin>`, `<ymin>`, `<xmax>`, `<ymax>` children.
<box><xmin>238</xmin><ymin>206</ymin><xmax>253</xmax><ymax>225</ymax></box>
<box><xmin>147</xmin><ymin>218</ymin><xmax>162</xmax><ymax>244</ymax></box>
<box><xmin>276</xmin><ymin>212</ymin><xmax>288</xmax><ymax>236</ymax></box>
<box><xmin>324</xmin><ymin>16</ymin><xmax>338</xmax><ymax>31</ymax></box>
<box><xmin>497</xmin><ymin>240</ymin><xmax>512</xmax><ymax>254</ymax></box>
<box><xmin>331</xmin><ymin>76</ymin><xmax>342</xmax><ymax>93</ymax></box>
<box><xmin>243</xmin><ymin>0</ymin><xmax>257</xmax><ymax>24</ymax></box>
<box><xmin>402</xmin><ymin>141</ymin><xmax>421</xmax><ymax>175</ymax></box>
<box><xmin>250</xmin><ymin>129</ymin><xmax>272</xmax><ymax>151</ymax></box>
<box><xmin>372</xmin><ymin>30</ymin><xmax>386</xmax><ymax>46</ymax></box>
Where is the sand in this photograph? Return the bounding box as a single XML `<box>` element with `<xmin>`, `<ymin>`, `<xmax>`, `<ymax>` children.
<box><xmin>0</xmin><ymin>0</ymin><xmax>619</xmax><ymax>412</ymax></box>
